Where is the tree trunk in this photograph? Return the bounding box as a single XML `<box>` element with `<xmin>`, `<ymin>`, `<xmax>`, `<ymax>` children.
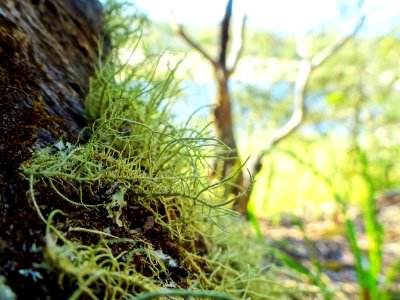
<box><xmin>213</xmin><ymin>70</ymin><xmax>237</xmax><ymax>175</ymax></box>
<box><xmin>212</xmin><ymin>69</ymin><xmax>249</xmax><ymax>215</ymax></box>
<box><xmin>0</xmin><ymin>0</ymin><xmax>105</xmax><ymax>297</ymax></box>
<box><xmin>174</xmin><ymin>0</ymin><xmax>250</xmax><ymax>216</ymax></box>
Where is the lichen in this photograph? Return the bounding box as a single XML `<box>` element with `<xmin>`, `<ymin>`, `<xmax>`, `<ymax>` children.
<box><xmin>0</xmin><ymin>275</ymin><xmax>16</xmax><ymax>300</ymax></box>
<box><xmin>18</xmin><ymin>1</ymin><xmax>312</xmax><ymax>299</ymax></box>
<box><xmin>106</xmin><ymin>185</ymin><xmax>127</xmax><ymax>227</ymax></box>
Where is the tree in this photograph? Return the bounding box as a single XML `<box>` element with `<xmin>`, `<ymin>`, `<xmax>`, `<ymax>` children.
<box><xmin>0</xmin><ymin>0</ymin><xmax>105</xmax><ymax>297</ymax></box>
<box><xmin>173</xmin><ymin>0</ymin><xmax>249</xmax><ymax>214</ymax></box>
<box><xmin>174</xmin><ymin>0</ymin><xmax>365</xmax><ymax>216</ymax></box>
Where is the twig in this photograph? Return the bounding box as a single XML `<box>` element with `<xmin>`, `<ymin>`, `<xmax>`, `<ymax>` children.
<box><xmin>252</xmin><ymin>16</ymin><xmax>365</xmax><ymax>174</ymax></box>
<box><xmin>171</xmin><ymin>18</ymin><xmax>216</xmax><ymax>67</ymax></box>
<box><xmin>311</xmin><ymin>16</ymin><xmax>365</xmax><ymax>68</ymax></box>
<box><xmin>219</xmin><ymin>0</ymin><xmax>233</xmax><ymax>69</ymax></box>
<box><xmin>270</xmin><ymin>60</ymin><xmax>311</xmax><ymax>147</ymax></box>
<box><xmin>227</xmin><ymin>14</ymin><xmax>247</xmax><ymax>75</ymax></box>
<box><xmin>172</xmin><ymin>0</ymin><xmax>246</xmax><ymax>77</ymax></box>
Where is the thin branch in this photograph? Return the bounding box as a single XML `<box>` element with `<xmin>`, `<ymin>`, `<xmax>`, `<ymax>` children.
<box><xmin>227</xmin><ymin>14</ymin><xmax>247</xmax><ymax>75</ymax></box>
<box><xmin>252</xmin><ymin>16</ymin><xmax>365</xmax><ymax>175</ymax></box>
<box><xmin>311</xmin><ymin>16</ymin><xmax>365</xmax><ymax>68</ymax></box>
<box><xmin>171</xmin><ymin>19</ymin><xmax>216</xmax><ymax>67</ymax></box>
<box><xmin>270</xmin><ymin>60</ymin><xmax>312</xmax><ymax>147</ymax></box>
<box><xmin>219</xmin><ymin>0</ymin><xmax>233</xmax><ymax>70</ymax></box>
<box><xmin>270</xmin><ymin>16</ymin><xmax>365</xmax><ymax>148</ymax></box>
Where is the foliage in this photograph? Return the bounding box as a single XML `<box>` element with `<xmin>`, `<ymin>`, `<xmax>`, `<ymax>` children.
<box><xmin>258</xmin><ymin>143</ymin><xmax>400</xmax><ymax>299</ymax></box>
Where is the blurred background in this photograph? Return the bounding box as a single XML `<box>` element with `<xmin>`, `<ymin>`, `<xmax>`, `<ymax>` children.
<box><xmin>126</xmin><ymin>0</ymin><xmax>400</xmax><ymax>221</ymax></box>
<box><xmin>101</xmin><ymin>0</ymin><xmax>400</xmax><ymax>296</ymax></box>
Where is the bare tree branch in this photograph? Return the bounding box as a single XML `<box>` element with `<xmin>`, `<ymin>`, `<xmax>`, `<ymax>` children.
<box><xmin>311</xmin><ymin>16</ymin><xmax>365</xmax><ymax>68</ymax></box>
<box><xmin>171</xmin><ymin>19</ymin><xmax>216</xmax><ymax>67</ymax></box>
<box><xmin>219</xmin><ymin>0</ymin><xmax>233</xmax><ymax>71</ymax></box>
<box><xmin>171</xmin><ymin>1</ymin><xmax>246</xmax><ymax>216</ymax></box>
<box><xmin>270</xmin><ymin>60</ymin><xmax>312</xmax><ymax>147</ymax></box>
<box><xmin>251</xmin><ymin>16</ymin><xmax>365</xmax><ymax>175</ymax></box>
<box><xmin>227</xmin><ymin>14</ymin><xmax>247</xmax><ymax>75</ymax></box>
<box><xmin>271</xmin><ymin>16</ymin><xmax>365</xmax><ymax>145</ymax></box>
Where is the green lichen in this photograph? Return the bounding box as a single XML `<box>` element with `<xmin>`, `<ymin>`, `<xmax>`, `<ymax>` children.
<box><xmin>0</xmin><ymin>275</ymin><xmax>16</xmax><ymax>300</ymax></box>
<box><xmin>106</xmin><ymin>186</ymin><xmax>127</xmax><ymax>227</ymax></box>
<box><xmin>19</xmin><ymin>1</ymin><xmax>314</xmax><ymax>299</ymax></box>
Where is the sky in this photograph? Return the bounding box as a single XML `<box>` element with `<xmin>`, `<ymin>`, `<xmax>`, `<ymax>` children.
<box><xmin>134</xmin><ymin>0</ymin><xmax>400</xmax><ymax>35</ymax></box>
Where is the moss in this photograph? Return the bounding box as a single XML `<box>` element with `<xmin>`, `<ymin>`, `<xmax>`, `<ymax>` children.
<box><xmin>18</xmin><ymin>1</ymin><xmax>316</xmax><ymax>299</ymax></box>
<box><xmin>21</xmin><ymin>52</ymin><xmax>241</xmax><ymax>296</ymax></box>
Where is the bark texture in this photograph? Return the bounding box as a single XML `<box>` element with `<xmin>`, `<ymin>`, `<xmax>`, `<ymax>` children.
<box><xmin>0</xmin><ymin>0</ymin><xmax>105</xmax><ymax>297</ymax></box>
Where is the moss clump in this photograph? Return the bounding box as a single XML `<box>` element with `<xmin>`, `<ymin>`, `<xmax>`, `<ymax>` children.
<box><xmin>22</xmin><ymin>52</ymin><xmax>232</xmax><ymax>296</ymax></box>
<box><xmin>19</xmin><ymin>2</ymin><xmax>315</xmax><ymax>299</ymax></box>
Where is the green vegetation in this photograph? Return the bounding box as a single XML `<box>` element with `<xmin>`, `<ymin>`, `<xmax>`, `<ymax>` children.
<box><xmin>17</xmin><ymin>1</ymin><xmax>400</xmax><ymax>299</ymax></box>
<box><xmin>18</xmin><ymin>2</ymin><xmax>321</xmax><ymax>299</ymax></box>
<box><xmin>150</xmin><ymin>3</ymin><xmax>400</xmax><ymax>299</ymax></box>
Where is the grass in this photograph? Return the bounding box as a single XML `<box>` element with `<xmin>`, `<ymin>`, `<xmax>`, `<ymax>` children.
<box><xmin>250</xmin><ymin>142</ymin><xmax>397</xmax><ymax>299</ymax></box>
<box><xmin>249</xmin><ymin>139</ymin><xmax>370</xmax><ymax>219</ymax></box>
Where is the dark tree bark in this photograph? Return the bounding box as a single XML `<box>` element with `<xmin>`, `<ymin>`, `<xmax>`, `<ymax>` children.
<box><xmin>0</xmin><ymin>0</ymin><xmax>105</xmax><ymax>297</ymax></box>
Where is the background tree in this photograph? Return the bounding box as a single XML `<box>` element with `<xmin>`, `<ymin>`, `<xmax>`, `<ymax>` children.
<box><xmin>173</xmin><ymin>0</ymin><xmax>249</xmax><ymax>213</ymax></box>
<box><xmin>174</xmin><ymin>0</ymin><xmax>364</xmax><ymax>216</ymax></box>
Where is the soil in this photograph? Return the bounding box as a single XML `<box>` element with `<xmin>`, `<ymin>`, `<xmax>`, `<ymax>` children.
<box><xmin>261</xmin><ymin>191</ymin><xmax>400</xmax><ymax>299</ymax></box>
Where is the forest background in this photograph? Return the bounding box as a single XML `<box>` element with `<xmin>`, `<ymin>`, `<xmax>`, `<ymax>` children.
<box><xmin>127</xmin><ymin>0</ymin><xmax>400</xmax><ymax>220</ymax></box>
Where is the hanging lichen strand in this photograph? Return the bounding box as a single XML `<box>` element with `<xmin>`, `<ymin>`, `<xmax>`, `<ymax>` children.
<box><xmin>20</xmin><ymin>2</ymin><xmax>311</xmax><ymax>299</ymax></box>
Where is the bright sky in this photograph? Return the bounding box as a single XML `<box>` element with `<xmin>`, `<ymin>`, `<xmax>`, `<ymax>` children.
<box><xmin>134</xmin><ymin>0</ymin><xmax>400</xmax><ymax>35</ymax></box>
